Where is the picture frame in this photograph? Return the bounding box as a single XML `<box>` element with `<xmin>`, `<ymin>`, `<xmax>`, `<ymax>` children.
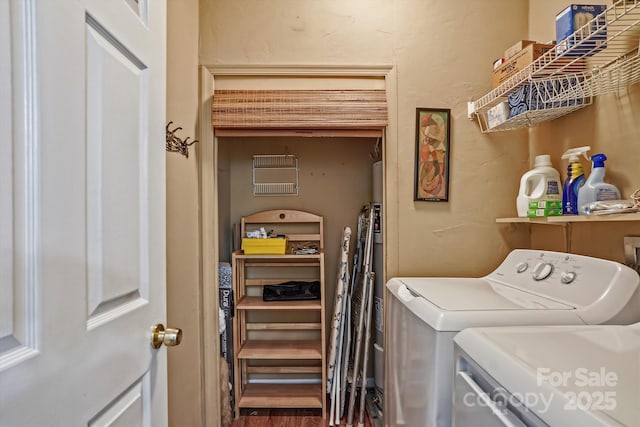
<box><xmin>414</xmin><ymin>107</ymin><xmax>451</xmax><ymax>201</ymax></box>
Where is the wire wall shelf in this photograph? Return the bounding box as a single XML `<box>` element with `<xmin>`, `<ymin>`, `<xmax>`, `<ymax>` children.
<box><xmin>476</xmin><ymin>101</ymin><xmax>592</xmax><ymax>133</ymax></box>
<box><xmin>252</xmin><ymin>155</ymin><xmax>299</xmax><ymax>196</ymax></box>
<box><xmin>469</xmin><ymin>0</ymin><xmax>640</xmax><ymax>133</ymax></box>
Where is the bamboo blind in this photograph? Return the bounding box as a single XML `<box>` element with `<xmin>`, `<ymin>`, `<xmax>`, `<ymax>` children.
<box><xmin>211</xmin><ymin>89</ymin><xmax>388</xmax><ymax>130</ymax></box>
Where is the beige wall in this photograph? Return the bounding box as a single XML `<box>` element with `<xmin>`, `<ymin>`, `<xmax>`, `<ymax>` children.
<box><xmin>200</xmin><ymin>0</ymin><xmax>532</xmax><ymax>279</ymax></box>
<box><xmin>167</xmin><ymin>1</ymin><xmax>204</xmax><ymax>426</ymax></box>
<box><xmin>528</xmin><ymin>1</ymin><xmax>640</xmax><ymax>263</ymax></box>
<box><xmin>219</xmin><ymin>136</ymin><xmax>377</xmax><ymax>326</ymax></box>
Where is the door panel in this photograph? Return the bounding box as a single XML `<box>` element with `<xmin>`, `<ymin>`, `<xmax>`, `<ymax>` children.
<box><xmin>89</xmin><ymin>375</ymin><xmax>150</xmax><ymax>427</ymax></box>
<box><xmin>0</xmin><ymin>0</ymin><xmax>15</xmax><ymax>347</ymax></box>
<box><xmin>0</xmin><ymin>0</ymin><xmax>39</xmax><ymax>370</ymax></box>
<box><xmin>0</xmin><ymin>0</ymin><xmax>167</xmax><ymax>425</ymax></box>
<box><xmin>0</xmin><ymin>0</ymin><xmax>11</xmax><ymax>341</ymax></box>
<box><xmin>85</xmin><ymin>15</ymin><xmax>149</xmax><ymax>324</ymax></box>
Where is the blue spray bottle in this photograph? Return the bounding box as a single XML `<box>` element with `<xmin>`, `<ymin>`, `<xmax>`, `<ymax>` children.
<box><xmin>561</xmin><ymin>146</ymin><xmax>590</xmax><ymax>215</ymax></box>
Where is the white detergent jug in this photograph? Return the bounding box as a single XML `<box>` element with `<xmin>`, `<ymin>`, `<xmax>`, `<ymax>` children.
<box><xmin>516</xmin><ymin>155</ymin><xmax>563</xmax><ymax>217</ymax></box>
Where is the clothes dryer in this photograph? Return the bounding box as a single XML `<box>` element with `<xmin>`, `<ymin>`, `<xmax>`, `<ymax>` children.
<box><xmin>453</xmin><ymin>322</ymin><xmax>640</xmax><ymax>426</ymax></box>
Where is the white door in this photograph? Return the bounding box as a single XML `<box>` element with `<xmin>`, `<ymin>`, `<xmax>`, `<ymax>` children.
<box><xmin>0</xmin><ymin>0</ymin><xmax>169</xmax><ymax>426</ymax></box>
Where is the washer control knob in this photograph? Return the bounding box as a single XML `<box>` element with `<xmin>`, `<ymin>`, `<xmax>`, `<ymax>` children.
<box><xmin>561</xmin><ymin>271</ymin><xmax>577</xmax><ymax>284</ymax></box>
<box><xmin>532</xmin><ymin>262</ymin><xmax>554</xmax><ymax>281</ymax></box>
<box><xmin>516</xmin><ymin>262</ymin><xmax>529</xmax><ymax>273</ymax></box>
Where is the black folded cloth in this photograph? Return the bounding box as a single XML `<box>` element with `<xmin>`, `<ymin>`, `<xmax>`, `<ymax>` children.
<box><xmin>263</xmin><ymin>281</ymin><xmax>321</xmax><ymax>301</ymax></box>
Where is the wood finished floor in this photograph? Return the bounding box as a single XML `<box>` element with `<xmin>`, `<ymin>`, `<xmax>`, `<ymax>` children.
<box><xmin>231</xmin><ymin>408</ymin><xmax>374</xmax><ymax>427</ymax></box>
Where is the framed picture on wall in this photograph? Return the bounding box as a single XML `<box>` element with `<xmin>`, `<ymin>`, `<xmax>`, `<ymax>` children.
<box><xmin>414</xmin><ymin>107</ymin><xmax>451</xmax><ymax>201</ymax></box>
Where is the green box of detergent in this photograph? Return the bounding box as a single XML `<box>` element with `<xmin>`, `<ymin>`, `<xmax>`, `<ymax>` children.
<box><xmin>528</xmin><ymin>200</ymin><xmax>563</xmax><ymax>209</ymax></box>
<box><xmin>527</xmin><ymin>207</ymin><xmax>563</xmax><ymax>217</ymax></box>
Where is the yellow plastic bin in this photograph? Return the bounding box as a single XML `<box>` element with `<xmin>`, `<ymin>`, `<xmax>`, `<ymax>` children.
<box><xmin>241</xmin><ymin>238</ymin><xmax>288</xmax><ymax>255</ymax></box>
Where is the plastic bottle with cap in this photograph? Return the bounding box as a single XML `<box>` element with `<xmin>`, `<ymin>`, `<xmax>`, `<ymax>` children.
<box><xmin>561</xmin><ymin>146</ymin><xmax>590</xmax><ymax>215</ymax></box>
<box><xmin>516</xmin><ymin>154</ymin><xmax>563</xmax><ymax>217</ymax></box>
<box><xmin>577</xmin><ymin>153</ymin><xmax>621</xmax><ymax>214</ymax></box>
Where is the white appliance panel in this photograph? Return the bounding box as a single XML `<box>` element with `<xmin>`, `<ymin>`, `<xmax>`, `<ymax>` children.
<box><xmin>385</xmin><ymin>249</ymin><xmax>640</xmax><ymax>427</ymax></box>
<box><xmin>454</xmin><ymin>324</ymin><xmax>640</xmax><ymax>427</ymax></box>
<box><xmin>487</xmin><ymin>250</ymin><xmax>639</xmax><ymax>324</ymax></box>
<box><xmin>385</xmin><ymin>287</ymin><xmax>456</xmax><ymax>426</ymax></box>
<box><xmin>399</xmin><ymin>278</ymin><xmax>574</xmax><ymax>310</ymax></box>
<box><xmin>386</xmin><ymin>278</ymin><xmax>582</xmax><ymax>333</ymax></box>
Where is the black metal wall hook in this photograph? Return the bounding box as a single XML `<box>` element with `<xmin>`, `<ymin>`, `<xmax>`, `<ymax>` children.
<box><xmin>166</xmin><ymin>121</ymin><xmax>198</xmax><ymax>158</ymax></box>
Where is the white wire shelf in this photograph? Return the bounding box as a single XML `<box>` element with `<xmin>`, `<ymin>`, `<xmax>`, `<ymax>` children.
<box><xmin>252</xmin><ymin>155</ymin><xmax>299</xmax><ymax>196</ymax></box>
<box><xmin>253</xmin><ymin>154</ymin><xmax>298</xmax><ymax>168</ymax></box>
<box><xmin>476</xmin><ymin>101</ymin><xmax>591</xmax><ymax>133</ymax></box>
<box><xmin>469</xmin><ymin>0</ymin><xmax>640</xmax><ymax>133</ymax></box>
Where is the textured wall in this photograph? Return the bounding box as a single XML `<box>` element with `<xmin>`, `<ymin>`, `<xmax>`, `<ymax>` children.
<box><xmin>167</xmin><ymin>0</ymin><xmax>204</xmax><ymax>425</ymax></box>
<box><xmin>200</xmin><ymin>0</ymin><xmax>532</xmax><ymax>279</ymax></box>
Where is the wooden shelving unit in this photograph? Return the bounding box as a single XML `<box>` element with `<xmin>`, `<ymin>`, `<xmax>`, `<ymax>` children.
<box><xmin>232</xmin><ymin>209</ymin><xmax>326</xmax><ymax>419</ymax></box>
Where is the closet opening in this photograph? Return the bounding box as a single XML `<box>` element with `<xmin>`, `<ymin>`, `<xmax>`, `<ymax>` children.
<box><xmin>217</xmin><ymin>133</ymin><xmax>383</xmax><ymax>422</ymax></box>
<box><xmin>201</xmin><ymin>68</ymin><xmax>394</xmax><ymax>424</ymax></box>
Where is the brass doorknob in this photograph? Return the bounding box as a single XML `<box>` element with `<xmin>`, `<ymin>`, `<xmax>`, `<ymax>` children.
<box><xmin>151</xmin><ymin>324</ymin><xmax>183</xmax><ymax>349</ymax></box>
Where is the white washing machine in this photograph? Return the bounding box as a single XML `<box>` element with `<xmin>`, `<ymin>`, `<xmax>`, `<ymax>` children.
<box><xmin>384</xmin><ymin>249</ymin><xmax>640</xmax><ymax>427</ymax></box>
<box><xmin>453</xmin><ymin>322</ymin><xmax>640</xmax><ymax>426</ymax></box>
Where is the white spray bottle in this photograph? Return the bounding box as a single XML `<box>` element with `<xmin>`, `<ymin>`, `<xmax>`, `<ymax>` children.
<box><xmin>577</xmin><ymin>153</ymin><xmax>621</xmax><ymax>214</ymax></box>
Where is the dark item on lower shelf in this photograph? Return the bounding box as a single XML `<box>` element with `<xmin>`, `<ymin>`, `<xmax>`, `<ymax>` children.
<box><xmin>263</xmin><ymin>281</ymin><xmax>321</xmax><ymax>301</ymax></box>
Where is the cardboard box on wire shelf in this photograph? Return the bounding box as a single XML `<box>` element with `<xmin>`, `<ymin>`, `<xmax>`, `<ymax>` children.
<box><xmin>504</xmin><ymin>40</ymin><xmax>537</xmax><ymax>60</ymax></box>
<box><xmin>492</xmin><ymin>43</ymin><xmax>554</xmax><ymax>88</ymax></box>
<box><xmin>487</xmin><ymin>101</ymin><xmax>510</xmax><ymax>129</ymax></box>
<box><xmin>556</xmin><ymin>4</ymin><xmax>607</xmax><ymax>57</ymax></box>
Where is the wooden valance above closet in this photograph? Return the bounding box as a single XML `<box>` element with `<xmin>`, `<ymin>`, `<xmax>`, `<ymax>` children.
<box><xmin>211</xmin><ymin>89</ymin><xmax>388</xmax><ymax>137</ymax></box>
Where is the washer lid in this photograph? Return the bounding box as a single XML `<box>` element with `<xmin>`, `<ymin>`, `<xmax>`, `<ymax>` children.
<box><xmin>455</xmin><ymin>324</ymin><xmax>640</xmax><ymax>427</ymax></box>
<box><xmin>387</xmin><ymin>277</ymin><xmax>581</xmax><ymax>331</ymax></box>
<box><xmin>399</xmin><ymin>277</ymin><xmax>573</xmax><ymax>310</ymax></box>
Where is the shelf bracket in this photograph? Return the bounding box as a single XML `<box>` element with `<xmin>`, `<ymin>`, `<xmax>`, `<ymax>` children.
<box><xmin>564</xmin><ymin>222</ymin><xmax>572</xmax><ymax>253</ymax></box>
<box><xmin>467</xmin><ymin>101</ymin><xmax>476</xmax><ymax>120</ymax></box>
